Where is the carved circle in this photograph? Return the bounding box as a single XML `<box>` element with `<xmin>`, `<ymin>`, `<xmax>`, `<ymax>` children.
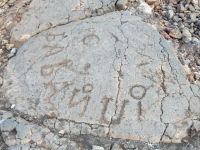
<box><xmin>41</xmin><ymin>65</ymin><xmax>53</xmax><ymax>76</ymax></box>
<box><xmin>129</xmin><ymin>85</ymin><xmax>146</xmax><ymax>100</ymax></box>
<box><xmin>83</xmin><ymin>84</ymin><xmax>93</xmax><ymax>93</ymax></box>
<box><xmin>83</xmin><ymin>34</ymin><xmax>99</xmax><ymax>45</ymax></box>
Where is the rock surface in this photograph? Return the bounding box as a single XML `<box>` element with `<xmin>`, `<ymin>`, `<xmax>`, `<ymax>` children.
<box><xmin>3</xmin><ymin>11</ymin><xmax>200</xmax><ymax>144</ymax></box>
<box><xmin>10</xmin><ymin>0</ymin><xmax>117</xmax><ymax>48</ymax></box>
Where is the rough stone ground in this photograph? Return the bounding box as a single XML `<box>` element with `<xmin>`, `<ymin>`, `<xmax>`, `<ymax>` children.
<box><xmin>0</xmin><ymin>0</ymin><xmax>200</xmax><ymax>150</ymax></box>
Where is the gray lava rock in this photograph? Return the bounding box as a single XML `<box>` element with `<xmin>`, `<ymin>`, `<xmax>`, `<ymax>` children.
<box><xmin>182</xmin><ymin>28</ymin><xmax>192</xmax><ymax>43</ymax></box>
<box><xmin>166</xmin><ymin>10</ymin><xmax>174</xmax><ymax>19</ymax></box>
<box><xmin>0</xmin><ymin>77</ymin><xmax>3</xmax><ymax>85</ymax></box>
<box><xmin>111</xmin><ymin>143</ymin><xmax>123</xmax><ymax>150</ymax></box>
<box><xmin>116</xmin><ymin>0</ymin><xmax>127</xmax><ymax>10</ymax></box>
<box><xmin>0</xmin><ymin>119</ymin><xmax>17</xmax><ymax>132</ymax></box>
<box><xmin>169</xmin><ymin>28</ymin><xmax>182</xmax><ymax>39</ymax></box>
<box><xmin>177</xmin><ymin>4</ymin><xmax>185</xmax><ymax>13</ymax></box>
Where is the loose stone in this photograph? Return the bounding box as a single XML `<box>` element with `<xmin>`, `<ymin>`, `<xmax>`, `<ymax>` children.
<box><xmin>0</xmin><ymin>49</ymin><xmax>3</xmax><ymax>55</ymax></box>
<box><xmin>182</xmin><ymin>28</ymin><xmax>192</xmax><ymax>43</ymax></box>
<box><xmin>6</xmin><ymin>43</ymin><xmax>15</xmax><ymax>50</ymax></box>
<box><xmin>0</xmin><ymin>77</ymin><xmax>3</xmax><ymax>85</ymax></box>
<box><xmin>177</xmin><ymin>4</ymin><xmax>185</xmax><ymax>13</ymax></box>
<box><xmin>166</xmin><ymin>10</ymin><xmax>174</xmax><ymax>19</ymax></box>
<box><xmin>169</xmin><ymin>28</ymin><xmax>182</xmax><ymax>39</ymax></box>
<box><xmin>0</xmin><ymin>119</ymin><xmax>17</xmax><ymax>132</ymax></box>
<box><xmin>116</xmin><ymin>0</ymin><xmax>127</xmax><ymax>10</ymax></box>
<box><xmin>93</xmin><ymin>145</ymin><xmax>104</xmax><ymax>150</ymax></box>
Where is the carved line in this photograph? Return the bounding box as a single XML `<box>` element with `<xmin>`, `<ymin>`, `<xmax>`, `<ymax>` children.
<box><xmin>45</xmin><ymin>32</ymin><xmax>67</xmax><ymax>42</ymax></box>
<box><xmin>83</xmin><ymin>84</ymin><xmax>93</xmax><ymax>93</ymax></box>
<box><xmin>43</xmin><ymin>81</ymin><xmax>70</xmax><ymax>102</ymax></box>
<box><xmin>42</xmin><ymin>45</ymin><xmax>64</xmax><ymax>61</ymax></box>
<box><xmin>100</xmin><ymin>96</ymin><xmax>129</xmax><ymax>125</ymax></box>
<box><xmin>112</xmin><ymin>100</ymin><xmax>129</xmax><ymax>125</ymax></box>
<box><xmin>100</xmin><ymin>96</ymin><xmax>113</xmax><ymax>124</ymax></box>
<box><xmin>68</xmin><ymin>85</ymin><xmax>93</xmax><ymax>117</ymax></box>
<box><xmin>41</xmin><ymin>60</ymin><xmax>72</xmax><ymax>76</ymax></box>
<box><xmin>83</xmin><ymin>34</ymin><xmax>100</xmax><ymax>45</ymax></box>
<box><xmin>138</xmin><ymin>101</ymin><xmax>142</xmax><ymax>121</ymax></box>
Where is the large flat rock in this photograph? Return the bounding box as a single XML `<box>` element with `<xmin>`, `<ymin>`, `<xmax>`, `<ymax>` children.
<box><xmin>3</xmin><ymin>11</ymin><xmax>200</xmax><ymax>143</ymax></box>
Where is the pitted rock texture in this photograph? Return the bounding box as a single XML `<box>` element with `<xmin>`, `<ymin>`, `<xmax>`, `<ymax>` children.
<box><xmin>3</xmin><ymin>11</ymin><xmax>200</xmax><ymax>143</ymax></box>
<box><xmin>10</xmin><ymin>0</ymin><xmax>117</xmax><ymax>48</ymax></box>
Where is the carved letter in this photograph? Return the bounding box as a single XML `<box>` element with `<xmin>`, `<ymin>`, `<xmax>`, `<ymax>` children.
<box><xmin>45</xmin><ymin>32</ymin><xmax>67</xmax><ymax>42</ymax></box>
<box><xmin>101</xmin><ymin>96</ymin><xmax>129</xmax><ymax>125</ymax></box>
<box><xmin>42</xmin><ymin>45</ymin><xmax>64</xmax><ymax>60</ymax></box>
<box><xmin>68</xmin><ymin>84</ymin><xmax>93</xmax><ymax>117</ymax></box>
<box><xmin>41</xmin><ymin>60</ymin><xmax>72</xmax><ymax>76</ymax></box>
<box><xmin>43</xmin><ymin>81</ymin><xmax>70</xmax><ymax>102</ymax></box>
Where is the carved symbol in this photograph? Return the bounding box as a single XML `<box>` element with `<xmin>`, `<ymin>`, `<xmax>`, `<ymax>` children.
<box><xmin>129</xmin><ymin>85</ymin><xmax>146</xmax><ymax>100</ymax></box>
<box><xmin>83</xmin><ymin>63</ymin><xmax>91</xmax><ymax>72</ymax></box>
<box><xmin>41</xmin><ymin>60</ymin><xmax>72</xmax><ymax>76</ymax></box>
<box><xmin>138</xmin><ymin>101</ymin><xmax>142</xmax><ymax>121</ymax></box>
<box><xmin>100</xmin><ymin>96</ymin><xmax>113</xmax><ymax>124</ymax></box>
<box><xmin>42</xmin><ymin>45</ymin><xmax>64</xmax><ymax>60</ymax></box>
<box><xmin>68</xmin><ymin>84</ymin><xmax>93</xmax><ymax>117</ymax></box>
<box><xmin>83</xmin><ymin>34</ymin><xmax>99</xmax><ymax>46</ymax></box>
<box><xmin>83</xmin><ymin>84</ymin><xmax>93</xmax><ymax>93</ymax></box>
<box><xmin>100</xmin><ymin>96</ymin><xmax>129</xmax><ymax>125</ymax></box>
<box><xmin>41</xmin><ymin>60</ymin><xmax>90</xmax><ymax>77</ymax></box>
<box><xmin>43</xmin><ymin>81</ymin><xmax>70</xmax><ymax>102</ymax></box>
<box><xmin>45</xmin><ymin>32</ymin><xmax>67</xmax><ymax>42</ymax></box>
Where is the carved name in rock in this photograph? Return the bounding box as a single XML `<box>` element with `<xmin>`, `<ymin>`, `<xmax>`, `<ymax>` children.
<box><xmin>3</xmin><ymin>12</ymin><xmax>200</xmax><ymax>143</ymax></box>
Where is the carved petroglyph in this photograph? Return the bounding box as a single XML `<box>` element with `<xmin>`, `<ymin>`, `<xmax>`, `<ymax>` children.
<box><xmin>43</xmin><ymin>81</ymin><xmax>71</xmax><ymax>102</ymax></box>
<box><xmin>83</xmin><ymin>84</ymin><xmax>93</xmax><ymax>93</ymax></box>
<box><xmin>112</xmin><ymin>100</ymin><xmax>129</xmax><ymax>125</ymax></box>
<box><xmin>83</xmin><ymin>34</ymin><xmax>100</xmax><ymax>46</ymax></box>
<box><xmin>69</xmin><ymin>84</ymin><xmax>93</xmax><ymax>117</ymax></box>
<box><xmin>100</xmin><ymin>96</ymin><xmax>129</xmax><ymax>125</ymax></box>
<box><xmin>136</xmin><ymin>33</ymin><xmax>154</xmax><ymax>51</ymax></box>
<box><xmin>42</xmin><ymin>45</ymin><xmax>64</xmax><ymax>60</ymax></box>
<box><xmin>129</xmin><ymin>85</ymin><xmax>146</xmax><ymax>100</ymax></box>
<box><xmin>138</xmin><ymin>101</ymin><xmax>142</xmax><ymax>121</ymax></box>
<box><xmin>136</xmin><ymin>52</ymin><xmax>154</xmax><ymax>67</ymax></box>
<box><xmin>41</xmin><ymin>60</ymin><xmax>72</xmax><ymax>76</ymax></box>
<box><xmin>45</xmin><ymin>32</ymin><xmax>67</xmax><ymax>42</ymax></box>
<box><xmin>41</xmin><ymin>60</ymin><xmax>90</xmax><ymax>77</ymax></box>
<box><xmin>100</xmin><ymin>96</ymin><xmax>113</xmax><ymax>124</ymax></box>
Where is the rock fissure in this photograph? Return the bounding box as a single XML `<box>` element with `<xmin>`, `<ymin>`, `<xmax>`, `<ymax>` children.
<box><xmin>159</xmin><ymin>38</ymin><xmax>168</xmax><ymax>123</ymax></box>
<box><xmin>160</xmin><ymin>123</ymin><xmax>168</xmax><ymax>141</ymax></box>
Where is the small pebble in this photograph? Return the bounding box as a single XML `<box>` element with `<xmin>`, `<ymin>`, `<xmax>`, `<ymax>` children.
<box><xmin>59</xmin><ymin>130</ymin><xmax>65</xmax><ymax>134</ymax></box>
<box><xmin>169</xmin><ymin>28</ymin><xmax>182</xmax><ymax>39</ymax></box>
<box><xmin>3</xmin><ymin>58</ymin><xmax>8</xmax><ymax>63</ymax></box>
<box><xmin>196</xmin><ymin>59</ymin><xmax>200</xmax><ymax>66</ymax></box>
<box><xmin>10</xmin><ymin>104</ymin><xmax>15</xmax><ymax>109</ymax></box>
<box><xmin>166</xmin><ymin>10</ymin><xmax>174</xmax><ymax>19</ymax></box>
<box><xmin>188</xmin><ymin>74</ymin><xmax>195</xmax><ymax>83</ymax></box>
<box><xmin>6</xmin><ymin>43</ymin><xmax>14</xmax><ymax>50</ymax></box>
<box><xmin>0</xmin><ymin>77</ymin><xmax>2</xmax><ymax>85</ymax></box>
<box><xmin>6</xmin><ymin>20</ymin><xmax>17</xmax><ymax>31</ymax></box>
<box><xmin>177</xmin><ymin>4</ymin><xmax>185</xmax><ymax>13</ymax></box>
<box><xmin>194</xmin><ymin>72</ymin><xmax>200</xmax><ymax>80</ymax></box>
<box><xmin>0</xmin><ymin>49</ymin><xmax>3</xmax><ymax>55</ymax></box>
<box><xmin>10</xmin><ymin>48</ymin><xmax>17</xmax><ymax>54</ymax></box>
<box><xmin>5</xmin><ymin>103</ymin><xmax>11</xmax><ymax>109</ymax></box>
<box><xmin>182</xmin><ymin>27</ymin><xmax>192</xmax><ymax>43</ymax></box>
<box><xmin>2</xmin><ymin>40</ymin><xmax>8</xmax><ymax>45</ymax></box>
